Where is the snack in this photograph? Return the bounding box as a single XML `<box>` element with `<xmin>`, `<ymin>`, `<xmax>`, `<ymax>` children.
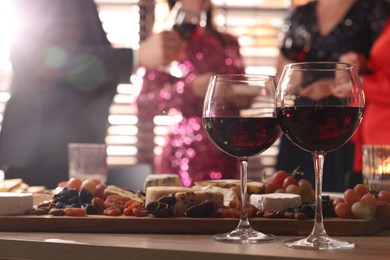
<box><xmin>0</xmin><ymin>192</ymin><xmax>33</xmax><ymax>215</ymax></box>
<box><xmin>144</xmin><ymin>174</ymin><xmax>180</xmax><ymax>191</ymax></box>
<box><xmin>145</xmin><ymin>186</ymin><xmax>196</xmax><ymax>205</ymax></box>
<box><xmin>104</xmin><ymin>185</ymin><xmax>144</xmax><ymax>203</ymax></box>
<box><xmin>195</xmin><ymin>180</ymin><xmax>264</xmax><ymax>195</ymax></box>
<box><xmin>250</xmin><ymin>193</ymin><xmax>302</xmax><ymax>211</ymax></box>
<box><xmin>173</xmin><ymin>190</ymin><xmax>224</xmax><ymax>216</ymax></box>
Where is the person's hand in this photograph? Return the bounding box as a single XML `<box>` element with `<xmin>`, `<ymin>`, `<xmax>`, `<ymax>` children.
<box><xmin>191</xmin><ymin>73</ymin><xmax>213</xmax><ymax>97</ymax></box>
<box><xmin>299</xmin><ymin>78</ymin><xmax>333</xmax><ymax>100</ymax></box>
<box><xmin>330</xmin><ymin>82</ymin><xmax>353</xmax><ymax>98</ymax></box>
<box><xmin>138</xmin><ymin>31</ymin><xmax>186</xmax><ymax>68</ymax></box>
<box><xmin>339</xmin><ymin>51</ymin><xmax>371</xmax><ymax>75</ymax></box>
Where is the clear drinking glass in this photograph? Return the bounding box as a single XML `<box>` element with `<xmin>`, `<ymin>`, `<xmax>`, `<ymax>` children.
<box><xmin>202</xmin><ymin>74</ymin><xmax>281</xmax><ymax>243</ymax></box>
<box><xmin>276</xmin><ymin>62</ymin><xmax>364</xmax><ymax>250</ymax></box>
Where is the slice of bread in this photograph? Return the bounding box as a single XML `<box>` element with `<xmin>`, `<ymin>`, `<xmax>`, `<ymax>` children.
<box><xmin>104</xmin><ymin>185</ymin><xmax>145</xmax><ymax>203</ymax></box>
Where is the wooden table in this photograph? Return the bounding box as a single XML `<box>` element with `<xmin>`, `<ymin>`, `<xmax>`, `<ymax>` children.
<box><xmin>0</xmin><ymin>230</ymin><xmax>389</xmax><ymax>260</ymax></box>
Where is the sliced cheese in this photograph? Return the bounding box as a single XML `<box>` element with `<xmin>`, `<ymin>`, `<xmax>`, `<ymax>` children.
<box><xmin>250</xmin><ymin>193</ymin><xmax>301</xmax><ymax>211</ymax></box>
<box><xmin>194</xmin><ymin>180</ymin><xmax>264</xmax><ymax>195</ymax></box>
<box><xmin>173</xmin><ymin>190</ymin><xmax>224</xmax><ymax>216</ymax></box>
<box><xmin>247</xmin><ymin>181</ymin><xmax>264</xmax><ymax>195</ymax></box>
<box><xmin>145</xmin><ymin>186</ymin><xmax>198</xmax><ymax>205</ymax></box>
<box><xmin>143</xmin><ymin>174</ymin><xmax>180</xmax><ymax>191</ymax></box>
<box><xmin>198</xmin><ymin>185</ymin><xmax>238</xmax><ymax>207</ymax></box>
<box><xmin>194</xmin><ymin>179</ymin><xmax>240</xmax><ymax>188</ymax></box>
<box><xmin>0</xmin><ymin>192</ymin><xmax>33</xmax><ymax>215</ymax></box>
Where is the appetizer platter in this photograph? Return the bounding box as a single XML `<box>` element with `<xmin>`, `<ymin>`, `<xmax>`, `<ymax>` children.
<box><xmin>0</xmin><ymin>171</ymin><xmax>389</xmax><ymax>236</ymax></box>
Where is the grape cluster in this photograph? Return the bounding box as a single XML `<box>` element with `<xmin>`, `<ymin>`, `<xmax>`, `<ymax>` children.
<box><xmin>264</xmin><ymin>170</ymin><xmax>315</xmax><ymax>203</ymax></box>
<box><xmin>288</xmin><ymin>195</ymin><xmax>336</xmax><ymax>218</ymax></box>
<box><xmin>334</xmin><ymin>184</ymin><xmax>390</xmax><ymax>219</ymax></box>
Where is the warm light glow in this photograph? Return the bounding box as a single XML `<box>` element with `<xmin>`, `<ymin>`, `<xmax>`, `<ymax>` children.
<box><xmin>377</xmin><ymin>159</ymin><xmax>390</xmax><ymax>175</ymax></box>
<box><xmin>0</xmin><ymin>1</ymin><xmax>17</xmax><ymax>59</ymax></box>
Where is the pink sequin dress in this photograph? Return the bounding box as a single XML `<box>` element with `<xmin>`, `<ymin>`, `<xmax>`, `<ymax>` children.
<box><xmin>136</xmin><ymin>31</ymin><xmax>245</xmax><ymax>186</ymax></box>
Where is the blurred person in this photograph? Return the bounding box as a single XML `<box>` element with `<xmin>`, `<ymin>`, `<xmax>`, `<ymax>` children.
<box><xmin>136</xmin><ymin>0</ymin><xmax>245</xmax><ymax>186</ymax></box>
<box><xmin>338</xmin><ymin>18</ymin><xmax>390</xmax><ymax>185</ymax></box>
<box><xmin>0</xmin><ymin>0</ymin><xmax>185</xmax><ymax>188</ymax></box>
<box><xmin>274</xmin><ymin>0</ymin><xmax>389</xmax><ymax>192</ymax></box>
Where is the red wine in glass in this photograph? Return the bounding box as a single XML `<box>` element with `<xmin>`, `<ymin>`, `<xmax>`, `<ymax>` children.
<box><xmin>202</xmin><ymin>74</ymin><xmax>280</xmax><ymax>244</ymax></box>
<box><xmin>276</xmin><ymin>62</ymin><xmax>364</xmax><ymax>250</ymax></box>
<box><xmin>203</xmin><ymin>117</ymin><xmax>280</xmax><ymax>157</ymax></box>
<box><xmin>277</xmin><ymin>106</ymin><xmax>364</xmax><ymax>153</ymax></box>
<box><xmin>173</xmin><ymin>23</ymin><xmax>200</xmax><ymax>41</ymax></box>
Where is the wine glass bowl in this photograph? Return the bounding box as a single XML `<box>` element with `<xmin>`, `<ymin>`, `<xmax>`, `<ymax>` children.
<box><xmin>276</xmin><ymin>62</ymin><xmax>364</xmax><ymax>250</ymax></box>
<box><xmin>202</xmin><ymin>74</ymin><xmax>281</xmax><ymax>243</ymax></box>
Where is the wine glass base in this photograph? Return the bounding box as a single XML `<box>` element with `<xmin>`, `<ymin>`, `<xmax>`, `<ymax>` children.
<box><xmin>283</xmin><ymin>235</ymin><xmax>355</xmax><ymax>250</ymax></box>
<box><xmin>213</xmin><ymin>227</ymin><xmax>277</xmax><ymax>244</ymax></box>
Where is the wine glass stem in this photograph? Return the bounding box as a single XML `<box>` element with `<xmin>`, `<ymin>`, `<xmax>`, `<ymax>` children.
<box><xmin>238</xmin><ymin>157</ymin><xmax>250</xmax><ymax>228</ymax></box>
<box><xmin>311</xmin><ymin>153</ymin><xmax>327</xmax><ymax>237</ymax></box>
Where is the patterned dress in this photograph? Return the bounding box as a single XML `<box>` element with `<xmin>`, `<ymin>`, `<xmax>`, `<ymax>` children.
<box><xmin>276</xmin><ymin>0</ymin><xmax>389</xmax><ymax>191</ymax></box>
<box><xmin>136</xmin><ymin>30</ymin><xmax>245</xmax><ymax>186</ymax></box>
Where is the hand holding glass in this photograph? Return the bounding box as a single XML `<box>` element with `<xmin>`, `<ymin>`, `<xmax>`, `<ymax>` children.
<box><xmin>158</xmin><ymin>1</ymin><xmax>206</xmax><ymax>78</ymax></box>
<box><xmin>202</xmin><ymin>74</ymin><xmax>281</xmax><ymax>243</ymax></box>
<box><xmin>276</xmin><ymin>62</ymin><xmax>364</xmax><ymax>250</ymax></box>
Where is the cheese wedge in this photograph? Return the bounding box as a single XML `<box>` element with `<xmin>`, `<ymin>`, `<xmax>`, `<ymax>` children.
<box><xmin>194</xmin><ymin>180</ymin><xmax>264</xmax><ymax>195</ymax></box>
<box><xmin>194</xmin><ymin>179</ymin><xmax>240</xmax><ymax>188</ymax></box>
<box><xmin>145</xmin><ymin>186</ymin><xmax>197</xmax><ymax>205</ymax></box>
<box><xmin>143</xmin><ymin>174</ymin><xmax>180</xmax><ymax>191</ymax></box>
<box><xmin>250</xmin><ymin>193</ymin><xmax>301</xmax><ymax>211</ymax></box>
<box><xmin>198</xmin><ymin>185</ymin><xmax>238</xmax><ymax>207</ymax></box>
<box><xmin>0</xmin><ymin>192</ymin><xmax>33</xmax><ymax>215</ymax></box>
<box><xmin>3</xmin><ymin>179</ymin><xmax>23</xmax><ymax>191</ymax></box>
<box><xmin>173</xmin><ymin>190</ymin><xmax>224</xmax><ymax>216</ymax></box>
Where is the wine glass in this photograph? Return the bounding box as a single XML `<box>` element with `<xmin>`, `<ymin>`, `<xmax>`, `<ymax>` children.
<box><xmin>202</xmin><ymin>74</ymin><xmax>281</xmax><ymax>243</ymax></box>
<box><xmin>276</xmin><ymin>62</ymin><xmax>364</xmax><ymax>250</ymax></box>
<box><xmin>279</xmin><ymin>25</ymin><xmax>311</xmax><ymax>62</ymax></box>
<box><xmin>159</xmin><ymin>1</ymin><xmax>207</xmax><ymax>78</ymax></box>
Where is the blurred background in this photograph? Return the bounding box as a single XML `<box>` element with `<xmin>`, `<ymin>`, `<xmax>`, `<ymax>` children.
<box><xmin>0</xmin><ymin>0</ymin><xmax>309</xmax><ymax>181</ymax></box>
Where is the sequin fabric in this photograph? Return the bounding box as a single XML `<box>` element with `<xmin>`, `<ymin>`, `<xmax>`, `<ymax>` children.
<box><xmin>280</xmin><ymin>0</ymin><xmax>389</xmax><ymax>62</ymax></box>
<box><xmin>136</xmin><ymin>31</ymin><xmax>245</xmax><ymax>186</ymax></box>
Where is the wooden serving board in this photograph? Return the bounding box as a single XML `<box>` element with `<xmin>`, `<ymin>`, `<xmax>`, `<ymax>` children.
<box><xmin>0</xmin><ymin>215</ymin><xmax>388</xmax><ymax>236</ymax></box>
